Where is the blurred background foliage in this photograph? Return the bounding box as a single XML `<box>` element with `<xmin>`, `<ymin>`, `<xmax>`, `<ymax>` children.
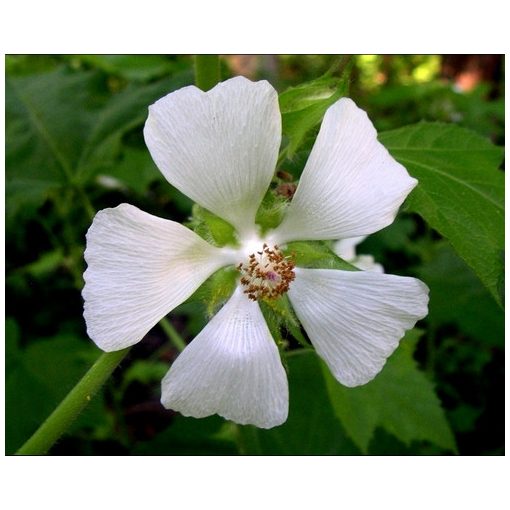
<box><xmin>5</xmin><ymin>54</ymin><xmax>504</xmax><ymax>455</ymax></box>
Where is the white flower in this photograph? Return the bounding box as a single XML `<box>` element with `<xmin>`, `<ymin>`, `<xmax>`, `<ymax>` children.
<box><xmin>83</xmin><ymin>77</ymin><xmax>429</xmax><ymax>429</ymax></box>
<box><xmin>334</xmin><ymin>236</ymin><xmax>384</xmax><ymax>273</ymax></box>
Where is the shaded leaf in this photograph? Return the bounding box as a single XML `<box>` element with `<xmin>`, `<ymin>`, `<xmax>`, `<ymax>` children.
<box><xmin>75</xmin><ymin>72</ymin><xmax>192</xmax><ymax>182</ymax></box>
<box><xmin>5</xmin><ymin>333</ymin><xmax>106</xmax><ymax>454</ymax></box>
<box><xmin>6</xmin><ymin>65</ymin><xmax>192</xmax><ymax>219</ymax></box>
<box><xmin>5</xmin><ymin>317</ymin><xmax>21</xmax><ymax>375</ymax></box>
<box><xmin>236</xmin><ymin>351</ymin><xmax>359</xmax><ymax>454</ymax></box>
<box><xmin>75</xmin><ymin>55</ymin><xmax>184</xmax><ymax>82</ymax></box>
<box><xmin>6</xmin><ymin>68</ymin><xmax>100</xmax><ymax>219</ymax></box>
<box><xmin>121</xmin><ymin>360</ymin><xmax>169</xmax><ymax>391</ymax></box>
<box><xmin>417</xmin><ymin>242</ymin><xmax>504</xmax><ymax>346</ymax></box>
<box><xmin>322</xmin><ymin>330</ymin><xmax>457</xmax><ymax>453</ymax></box>
<box><xmin>97</xmin><ymin>146</ymin><xmax>163</xmax><ymax>194</ymax></box>
<box><xmin>132</xmin><ymin>415</ymin><xmax>237</xmax><ymax>455</ymax></box>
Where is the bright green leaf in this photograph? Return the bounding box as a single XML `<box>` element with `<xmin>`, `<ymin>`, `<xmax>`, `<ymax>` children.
<box><xmin>322</xmin><ymin>329</ymin><xmax>457</xmax><ymax>453</ymax></box>
<box><xmin>379</xmin><ymin>122</ymin><xmax>504</xmax><ymax>306</ymax></box>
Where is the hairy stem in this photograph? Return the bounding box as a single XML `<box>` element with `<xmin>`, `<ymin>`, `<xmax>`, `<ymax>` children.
<box><xmin>159</xmin><ymin>317</ymin><xmax>186</xmax><ymax>352</ymax></box>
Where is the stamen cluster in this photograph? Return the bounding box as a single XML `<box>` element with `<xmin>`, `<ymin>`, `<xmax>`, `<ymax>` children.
<box><xmin>238</xmin><ymin>244</ymin><xmax>296</xmax><ymax>301</ymax></box>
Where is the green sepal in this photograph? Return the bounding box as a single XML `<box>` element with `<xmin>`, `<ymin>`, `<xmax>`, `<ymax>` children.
<box><xmin>187</xmin><ymin>204</ymin><xmax>238</xmax><ymax>248</ymax></box>
<box><xmin>260</xmin><ymin>294</ymin><xmax>309</xmax><ymax>349</ymax></box>
<box><xmin>279</xmin><ymin>66</ymin><xmax>351</xmax><ymax>157</ymax></box>
<box><xmin>254</xmin><ymin>188</ymin><xmax>289</xmax><ymax>234</ymax></box>
<box><xmin>191</xmin><ymin>266</ymin><xmax>238</xmax><ymax>318</ymax></box>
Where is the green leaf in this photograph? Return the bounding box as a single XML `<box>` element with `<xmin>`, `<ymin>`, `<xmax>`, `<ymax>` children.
<box><xmin>133</xmin><ymin>415</ymin><xmax>238</xmax><ymax>455</ymax></box>
<box><xmin>75</xmin><ymin>55</ymin><xmax>183</xmax><ymax>82</ymax></box>
<box><xmin>236</xmin><ymin>351</ymin><xmax>360</xmax><ymax>454</ymax></box>
<box><xmin>120</xmin><ymin>360</ymin><xmax>169</xmax><ymax>391</ymax></box>
<box><xmin>97</xmin><ymin>146</ymin><xmax>163</xmax><ymax>193</ymax></box>
<box><xmin>6</xmin><ymin>65</ymin><xmax>192</xmax><ymax>219</ymax></box>
<box><xmin>188</xmin><ymin>204</ymin><xmax>237</xmax><ymax>247</ymax></box>
<box><xmin>379</xmin><ymin>122</ymin><xmax>504</xmax><ymax>306</ymax></box>
<box><xmin>417</xmin><ymin>242</ymin><xmax>504</xmax><ymax>347</ymax></box>
<box><xmin>75</xmin><ymin>72</ymin><xmax>192</xmax><ymax>182</ymax></box>
<box><xmin>322</xmin><ymin>330</ymin><xmax>457</xmax><ymax>453</ymax></box>
<box><xmin>5</xmin><ymin>318</ymin><xmax>21</xmax><ymax>375</ymax></box>
<box><xmin>6</xmin><ymin>68</ymin><xmax>99</xmax><ymax>218</ymax></box>
<box><xmin>280</xmin><ymin>74</ymin><xmax>349</xmax><ymax>156</ymax></box>
<box><xmin>15</xmin><ymin>249</ymin><xmax>65</xmax><ymax>278</ymax></box>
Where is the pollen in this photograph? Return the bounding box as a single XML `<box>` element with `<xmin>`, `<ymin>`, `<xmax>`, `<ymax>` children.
<box><xmin>237</xmin><ymin>244</ymin><xmax>295</xmax><ymax>301</ymax></box>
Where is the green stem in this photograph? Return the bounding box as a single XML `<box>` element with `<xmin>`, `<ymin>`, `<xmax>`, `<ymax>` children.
<box><xmin>194</xmin><ymin>55</ymin><xmax>220</xmax><ymax>91</ymax></box>
<box><xmin>16</xmin><ymin>348</ymin><xmax>130</xmax><ymax>455</ymax></box>
<box><xmin>159</xmin><ymin>317</ymin><xmax>186</xmax><ymax>352</ymax></box>
<box><xmin>75</xmin><ymin>185</ymin><xmax>96</xmax><ymax>222</ymax></box>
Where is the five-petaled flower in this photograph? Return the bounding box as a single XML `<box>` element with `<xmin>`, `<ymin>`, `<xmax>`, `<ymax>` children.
<box><xmin>83</xmin><ymin>77</ymin><xmax>429</xmax><ymax>429</ymax></box>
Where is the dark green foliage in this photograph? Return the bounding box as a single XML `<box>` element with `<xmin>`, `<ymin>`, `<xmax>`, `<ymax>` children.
<box><xmin>237</xmin><ymin>352</ymin><xmax>360</xmax><ymax>455</ymax></box>
<box><xmin>322</xmin><ymin>330</ymin><xmax>456</xmax><ymax>453</ymax></box>
<box><xmin>5</xmin><ymin>55</ymin><xmax>504</xmax><ymax>456</ymax></box>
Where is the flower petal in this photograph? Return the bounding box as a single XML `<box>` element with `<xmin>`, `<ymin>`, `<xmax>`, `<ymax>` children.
<box><xmin>350</xmin><ymin>255</ymin><xmax>385</xmax><ymax>273</ymax></box>
<box><xmin>334</xmin><ymin>235</ymin><xmax>367</xmax><ymax>261</ymax></box>
<box><xmin>83</xmin><ymin>204</ymin><xmax>234</xmax><ymax>352</ymax></box>
<box><xmin>288</xmin><ymin>268</ymin><xmax>429</xmax><ymax>387</ymax></box>
<box><xmin>144</xmin><ymin>77</ymin><xmax>281</xmax><ymax>236</ymax></box>
<box><xmin>271</xmin><ymin>98</ymin><xmax>417</xmax><ymax>243</ymax></box>
<box><xmin>333</xmin><ymin>237</ymin><xmax>384</xmax><ymax>273</ymax></box>
<box><xmin>161</xmin><ymin>287</ymin><xmax>288</xmax><ymax>428</ymax></box>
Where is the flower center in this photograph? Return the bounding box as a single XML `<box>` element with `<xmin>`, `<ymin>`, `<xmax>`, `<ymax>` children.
<box><xmin>237</xmin><ymin>243</ymin><xmax>295</xmax><ymax>301</ymax></box>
